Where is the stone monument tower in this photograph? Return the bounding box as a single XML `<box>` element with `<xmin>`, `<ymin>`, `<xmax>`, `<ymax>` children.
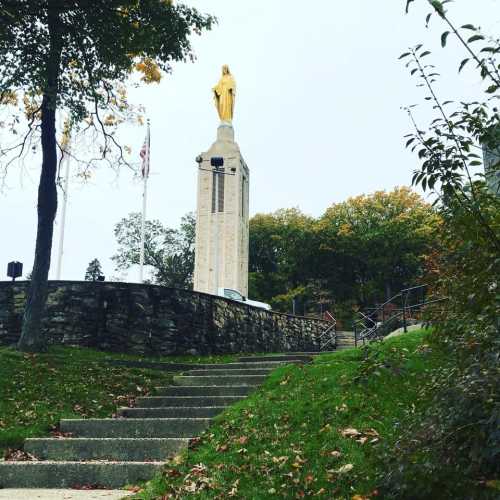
<box><xmin>193</xmin><ymin>66</ymin><xmax>249</xmax><ymax>296</ymax></box>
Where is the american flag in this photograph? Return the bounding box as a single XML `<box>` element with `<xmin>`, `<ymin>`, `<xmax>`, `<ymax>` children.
<box><xmin>140</xmin><ymin>123</ymin><xmax>150</xmax><ymax>178</ymax></box>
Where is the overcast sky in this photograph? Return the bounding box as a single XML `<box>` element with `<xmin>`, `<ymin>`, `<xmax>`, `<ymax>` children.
<box><xmin>1</xmin><ymin>0</ymin><xmax>499</xmax><ymax>283</ymax></box>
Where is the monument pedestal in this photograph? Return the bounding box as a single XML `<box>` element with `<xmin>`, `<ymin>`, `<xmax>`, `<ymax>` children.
<box><xmin>193</xmin><ymin>123</ymin><xmax>249</xmax><ymax>296</ymax></box>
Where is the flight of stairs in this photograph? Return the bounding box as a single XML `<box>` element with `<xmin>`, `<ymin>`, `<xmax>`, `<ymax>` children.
<box><xmin>335</xmin><ymin>331</ymin><xmax>356</xmax><ymax>350</ymax></box>
<box><xmin>0</xmin><ymin>354</ymin><xmax>312</xmax><ymax>490</ymax></box>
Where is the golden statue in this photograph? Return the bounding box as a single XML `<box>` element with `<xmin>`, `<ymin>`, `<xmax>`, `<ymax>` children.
<box><xmin>213</xmin><ymin>65</ymin><xmax>236</xmax><ymax>122</ymax></box>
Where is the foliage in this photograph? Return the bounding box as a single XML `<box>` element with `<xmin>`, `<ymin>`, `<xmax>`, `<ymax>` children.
<box><xmin>84</xmin><ymin>258</ymin><xmax>103</xmax><ymax>281</ymax></box>
<box><xmin>131</xmin><ymin>330</ymin><xmax>478</xmax><ymax>499</ymax></box>
<box><xmin>0</xmin><ymin>0</ymin><xmax>214</xmax><ymax>351</ymax></box>
<box><xmin>112</xmin><ymin>212</ymin><xmax>195</xmax><ymax>289</ymax></box>
<box><xmin>401</xmin><ymin>0</ymin><xmax>500</xmax><ymax>251</ymax></box>
<box><xmin>380</xmin><ymin>186</ymin><xmax>500</xmax><ymax>499</ymax></box>
<box><xmin>249</xmin><ymin>208</ymin><xmax>316</xmax><ymax>307</ymax></box>
<box><xmin>316</xmin><ymin>187</ymin><xmax>440</xmax><ymax>305</ymax></box>
<box><xmin>249</xmin><ymin>188</ymin><xmax>440</xmax><ymax>318</ymax></box>
<box><xmin>378</xmin><ymin>2</ymin><xmax>500</xmax><ymax>498</ymax></box>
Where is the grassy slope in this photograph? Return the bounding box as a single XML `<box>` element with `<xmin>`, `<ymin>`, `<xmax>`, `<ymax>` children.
<box><xmin>135</xmin><ymin>330</ymin><xmax>446</xmax><ymax>499</ymax></box>
<box><xmin>0</xmin><ymin>346</ymin><xmax>180</xmax><ymax>454</ymax></box>
<box><xmin>0</xmin><ymin>344</ymin><xmax>328</xmax><ymax>457</ymax></box>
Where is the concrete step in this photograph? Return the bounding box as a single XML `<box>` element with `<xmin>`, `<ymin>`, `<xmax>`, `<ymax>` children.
<box><xmin>199</xmin><ymin>361</ymin><xmax>295</xmax><ymax>369</ymax></box>
<box><xmin>107</xmin><ymin>360</ymin><xmax>298</xmax><ymax>371</ymax></box>
<box><xmin>185</xmin><ymin>368</ymin><xmax>273</xmax><ymax>376</ymax></box>
<box><xmin>283</xmin><ymin>351</ymin><xmax>335</xmax><ymax>355</ymax></box>
<box><xmin>155</xmin><ymin>385</ymin><xmax>255</xmax><ymax>397</ymax></box>
<box><xmin>118</xmin><ymin>406</ymin><xmax>226</xmax><ymax>419</ymax></box>
<box><xmin>60</xmin><ymin>418</ymin><xmax>211</xmax><ymax>438</ymax></box>
<box><xmin>238</xmin><ymin>355</ymin><xmax>312</xmax><ymax>363</ymax></box>
<box><xmin>135</xmin><ymin>395</ymin><xmax>245</xmax><ymax>408</ymax></box>
<box><xmin>173</xmin><ymin>375</ymin><xmax>266</xmax><ymax>387</ymax></box>
<box><xmin>0</xmin><ymin>461</ymin><xmax>162</xmax><ymax>489</ymax></box>
<box><xmin>24</xmin><ymin>437</ymin><xmax>187</xmax><ymax>461</ymax></box>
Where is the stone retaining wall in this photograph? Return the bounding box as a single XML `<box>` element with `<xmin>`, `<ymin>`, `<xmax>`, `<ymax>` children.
<box><xmin>0</xmin><ymin>281</ymin><xmax>330</xmax><ymax>355</ymax></box>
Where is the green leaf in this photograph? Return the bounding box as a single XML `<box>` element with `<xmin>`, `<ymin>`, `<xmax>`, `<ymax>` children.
<box><xmin>425</xmin><ymin>13</ymin><xmax>432</xmax><ymax>27</ymax></box>
<box><xmin>406</xmin><ymin>138</ymin><xmax>416</xmax><ymax>148</ymax></box>
<box><xmin>485</xmin><ymin>85</ymin><xmax>499</xmax><ymax>94</ymax></box>
<box><xmin>441</xmin><ymin>31</ymin><xmax>450</xmax><ymax>47</ymax></box>
<box><xmin>458</xmin><ymin>58</ymin><xmax>470</xmax><ymax>73</ymax></box>
<box><xmin>420</xmin><ymin>51</ymin><xmax>431</xmax><ymax>57</ymax></box>
<box><xmin>468</xmin><ymin>35</ymin><xmax>485</xmax><ymax>43</ymax></box>
<box><xmin>429</xmin><ymin>0</ymin><xmax>445</xmax><ymax>17</ymax></box>
<box><xmin>405</xmin><ymin>0</ymin><xmax>415</xmax><ymax>14</ymax></box>
<box><xmin>480</xmin><ymin>47</ymin><xmax>497</xmax><ymax>53</ymax></box>
<box><xmin>461</xmin><ymin>24</ymin><xmax>476</xmax><ymax>31</ymax></box>
<box><xmin>399</xmin><ymin>52</ymin><xmax>411</xmax><ymax>60</ymax></box>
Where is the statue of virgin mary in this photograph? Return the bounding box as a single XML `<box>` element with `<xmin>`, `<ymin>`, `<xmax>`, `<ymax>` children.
<box><xmin>213</xmin><ymin>65</ymin><xmax>236</xmax><ymax>123</ymax></box>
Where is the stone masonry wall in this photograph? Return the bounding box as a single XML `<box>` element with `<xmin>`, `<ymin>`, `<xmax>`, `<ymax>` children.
<box><xmin>0</xmin><ymin>281</ymin><xmax>330</xmax><ymax>355</ymax></box>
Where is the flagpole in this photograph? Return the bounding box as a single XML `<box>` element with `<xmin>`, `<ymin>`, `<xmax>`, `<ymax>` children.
<box><xmin>139</xmin><ymin>120</ymin><xmax>150</xmax><ymax>283</ymax></box>
<box><xmin>139</xmin><ymin>174</ymin><xmax>147</xmax><ymax>283</ymax></box>
<box><xmin>56</xmin><ymin>127</ymin><xmax>71</xmax><ymax>280</ymax></box>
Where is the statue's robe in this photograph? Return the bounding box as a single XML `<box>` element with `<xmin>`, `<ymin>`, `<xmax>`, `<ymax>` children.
<box><xmin>213</xmin><ymin>74</ymin><xmax>236</xmax><ymax>122</ymax></box>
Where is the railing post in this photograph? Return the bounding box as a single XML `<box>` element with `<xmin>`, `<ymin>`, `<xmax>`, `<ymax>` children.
<box><xmin>402</xmin><ymin>291</ymin><xmax>408</xmax><ymax>333</ymax></box>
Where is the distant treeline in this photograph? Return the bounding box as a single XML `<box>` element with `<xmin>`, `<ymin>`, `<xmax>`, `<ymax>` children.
<box><xmin>248</xmin><ymin>187</ymin><xmax>440</xmax><ymax>323</ymax></box>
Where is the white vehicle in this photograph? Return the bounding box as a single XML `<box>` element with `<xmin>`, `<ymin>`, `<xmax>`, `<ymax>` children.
<box><xmin>218</xmin><ymin>287</ymin><xmax>271</xmax><ymax>311</ymax></box>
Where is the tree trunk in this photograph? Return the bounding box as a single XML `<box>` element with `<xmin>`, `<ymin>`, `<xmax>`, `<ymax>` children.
<box><xmin>17</xmin><ymin>3</ymin><xmax>62</xmax><ymax>352</ymax></box>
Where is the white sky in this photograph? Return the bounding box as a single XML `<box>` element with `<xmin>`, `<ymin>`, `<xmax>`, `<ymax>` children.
<box><xmin>1</xmin><ymin>0</ymin><xmax>499</xmax><ymax>282</ymax></box>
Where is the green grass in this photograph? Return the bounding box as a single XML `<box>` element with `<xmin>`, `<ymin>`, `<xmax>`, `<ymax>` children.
<box><xmin>134</xmin><ymin>330</ymin><xmax>447</xmax><ymax>499</ymax></box>
<box><xmin>0</xmin><ymin>345</ymin><xmax>179</xmax><ymax>454</ymax></box>
<box><xmin>0</xmin><ymin>344</ymin><xmax>310</xmax><ymax>457</ymax></box>
<box><xmin>43</xmin><ymin>346</ymin><xmax>242</xmax><ymax>365</ymax></box>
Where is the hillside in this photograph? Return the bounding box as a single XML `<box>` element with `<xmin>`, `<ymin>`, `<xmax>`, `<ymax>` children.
<box><xmin>134</xmin><ymin>330</ymin><xmax>496</xmax><ymax>499</ymax></box>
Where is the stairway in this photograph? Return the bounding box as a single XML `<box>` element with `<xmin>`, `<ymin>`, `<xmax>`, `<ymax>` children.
<box><xmin>0</xmin><ymin>355</ymin><xmax>311</xmax><ymax>490</ymax></box>
<box><xmin>335</xmin><ymin>331</ymin><xmax>356</xmax><ymax>350</ymax></box>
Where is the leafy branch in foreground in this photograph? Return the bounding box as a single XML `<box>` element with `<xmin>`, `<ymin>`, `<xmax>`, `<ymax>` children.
<box><xmin>399</xmin><ymin>3</ymin><xmax>500</xmax><ymax>251</ymax></box>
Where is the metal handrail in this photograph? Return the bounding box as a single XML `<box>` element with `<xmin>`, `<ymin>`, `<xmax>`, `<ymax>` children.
<box><xmin>318</xmin><ymin>311</ymin><xmax>336</xmax><ymax>351</ymax></box>
<box><xmin>353</xmin><ymin>285</ymin><xmax>446</xmax><ymax>345</ymax></box>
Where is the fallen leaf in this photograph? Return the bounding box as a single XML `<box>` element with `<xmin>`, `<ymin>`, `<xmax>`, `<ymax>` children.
<box><xmin>335</xmin><ymin>463</ymin><xmax>354</xmax><ymax>474</ymax></box>
<box><xmin>340</xmin><ymin>428</ymin><xmax>361</xmax><ymax>438</ymax></box>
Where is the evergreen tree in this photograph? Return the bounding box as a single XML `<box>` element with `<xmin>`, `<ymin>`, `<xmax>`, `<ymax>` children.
<box><xmin>84</xmin><ymin>259</ymin><xmax>103</xmax><ymax>282</ymax></box>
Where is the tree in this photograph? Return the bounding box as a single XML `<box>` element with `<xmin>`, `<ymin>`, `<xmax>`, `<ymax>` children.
<box><xmin>84</xmin><ymin>258</ymin><xmax>103</xmax><ymax>281</ymax></box>
<box><xmin>249</xmin><ymin>208</ymin><xmax>316</xmax><ymax>308</ymax></box>
<box><xmin>0</xmin><ymin>1</ymin><xmax>214</xmax><ymax>351</ymax></box>
<box><xmin>379</xmin><ymin>3</ymin><xmax>500</xmax><ymax>497</ymax></box>
<box><xmin>249</xmin><ymin>189</ymin><xmax>439</xmax><ymax>314</ymax></box>
<box><xmin>316</xmin><ymin>187</ymin><xmax>440</xmax><ymax>305</ymax></box>
<box><xmin>112</xmin><ymin>212</ymin><xmax>195</xmax><ymax>289</ymax></box>
<box><xmin>401</xmin><ymin>0</ymin><xmax>500</xmax><ymax>252</ymax></box>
